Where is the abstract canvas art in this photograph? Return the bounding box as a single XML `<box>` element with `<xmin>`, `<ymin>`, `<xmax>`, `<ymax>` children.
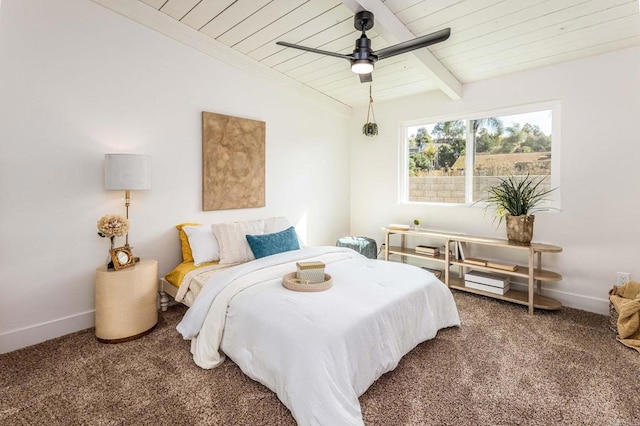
<box><xmin>202</xmin><ymin>111</ymin><xmax>265</xmax><ymax>211</ymax></box>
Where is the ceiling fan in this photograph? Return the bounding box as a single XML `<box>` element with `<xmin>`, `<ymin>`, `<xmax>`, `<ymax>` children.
<box><xmin>276</xmin><ymin>10</ymin><xmax>451</xmax><ymax>83</ymax></box>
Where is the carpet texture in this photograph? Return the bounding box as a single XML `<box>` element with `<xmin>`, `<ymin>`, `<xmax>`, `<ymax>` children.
<box><xmin>1</xmin><ymin>291</ymin><xmax>639</xmax><ymax>425</ymax></box>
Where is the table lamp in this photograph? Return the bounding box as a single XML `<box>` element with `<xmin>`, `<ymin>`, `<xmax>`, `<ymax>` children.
<box><xmin>104</xmin><ymin>153</ymin><xmax>151</xmax><ymax>268</ymax></box>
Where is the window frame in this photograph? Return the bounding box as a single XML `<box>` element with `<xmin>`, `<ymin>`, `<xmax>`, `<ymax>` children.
<box><xmin>399</xmin><ymin>101</ymin><xmax>561</xmax><ymax>209</ymax></box>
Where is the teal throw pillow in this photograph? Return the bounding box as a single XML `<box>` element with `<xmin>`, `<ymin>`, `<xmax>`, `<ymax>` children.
<box><xmin>246</xmin><ymin>226</ymin><xmax>300</xmax><ymax>259</ymax></box>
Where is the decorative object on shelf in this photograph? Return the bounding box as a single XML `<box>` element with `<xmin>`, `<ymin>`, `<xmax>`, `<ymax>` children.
<box><xmin>480</xmin><ymin>173</ymin><xmax>557</xmax><ymax>244</ymax></box>
<box><xmin>109</xmin><ymin>245</ymin><xmax>135</xmax><ymax>270</ymax></box>
<box><xmin>104</xmin><ymin>153</ymin><xmax>151</xmax><ymax>267</ymax></box>
<box><xmin>296</xmin><ymin>261</ymin><xmax>326</xmax><ymax>284</ymax></box>
<box><xmin>97</xmin><ymin>214</ymin><xmax>129</xmax><ymax>268</ymax></box>
<box><xmin>506</xmin><ymin>215</ymin><xmax>534</xmax><ymax>245</ymax></box>
<box><xmin>362</xmin><ymin>85</ymin><xmax>378</xmax><ymax>137</ymax></box>
<box><xmin>387</xmin><ymin>224</ymin><xmax>410</xmax><ymax>230</ymax></box>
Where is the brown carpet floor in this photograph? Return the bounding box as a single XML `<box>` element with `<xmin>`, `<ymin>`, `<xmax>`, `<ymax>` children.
<box><xmin>1</xmin><ymin>291</ymin><xmax>639</xmax><ymax>426</ymax></box>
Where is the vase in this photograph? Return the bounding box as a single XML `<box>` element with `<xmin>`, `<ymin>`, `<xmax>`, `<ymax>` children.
<box><xmin>106</xmin><ymin>236</ymin><xmax>115</xmax><ymax>269</ymax></box>
<box><xmin>505</xmin><ymin>214</ymin><xmax>534</xmax><ymax>245</ymax></box>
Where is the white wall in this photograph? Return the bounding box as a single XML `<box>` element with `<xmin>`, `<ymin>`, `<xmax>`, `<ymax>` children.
<box><xmin>0</xmin><ymin>0</ymin><xmax>351</xmax><ymax>353</ymax></box>
<box><xmin>350</xmin><ymin>46</ymin><xmax>640</xmax><ymax>314</ymax></box>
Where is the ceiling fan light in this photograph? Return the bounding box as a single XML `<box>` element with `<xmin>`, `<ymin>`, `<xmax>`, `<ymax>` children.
<box><xmin>351</xmin><ymin>60</ymin><xmax>373</xmax><ymax>74</ymax></box>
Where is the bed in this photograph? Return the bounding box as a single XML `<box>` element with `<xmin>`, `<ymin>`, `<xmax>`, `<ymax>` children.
<box><xmin>162</xmin><ymin>219</ymin><xmax>460</xmax><ymax>426</ymax></box>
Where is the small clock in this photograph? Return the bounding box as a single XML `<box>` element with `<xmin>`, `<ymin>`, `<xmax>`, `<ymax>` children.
<box><xmin>109</xmin><ymin>245</ymin><xmax>135</xmax><ymax>270</ymax></box>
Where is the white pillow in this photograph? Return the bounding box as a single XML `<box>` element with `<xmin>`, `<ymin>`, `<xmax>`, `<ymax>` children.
<box><xmin>212</xmin><ymin>220</ymin><xmax>264</xmax><ymax>264</ymax></box>
<box><xmin>264</xmin><ymin>216</ymin><xmax>305</xmax><ymax>247</ymax></box>
<box><xmin>183</xmin><ymin>225</ymin><xmax>220</xmax><ymax>266</ymax></box>
<box><xmin>263</xmin><ymin>216</ymin><xmax>291</xmax><ymax>234</ymax></box>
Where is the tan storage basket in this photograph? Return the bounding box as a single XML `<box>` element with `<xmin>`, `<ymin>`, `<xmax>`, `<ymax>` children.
<box><xmin>609</xmin><ymin>301</ymin><xmax>619</xmax><ymax>334</ymax></box>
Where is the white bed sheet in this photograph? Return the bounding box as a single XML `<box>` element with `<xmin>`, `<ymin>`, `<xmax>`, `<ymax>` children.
<box><xmin>177</xmin><ymin>246</ymin><xmax>460</xmax><ymax>426</ymax></box>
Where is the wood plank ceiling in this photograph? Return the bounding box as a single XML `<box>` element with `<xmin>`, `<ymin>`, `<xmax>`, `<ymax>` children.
<box><xmin>134</xmin><ymin>0</ymin><xmax>640</xmax><ymax>107</ymax></box>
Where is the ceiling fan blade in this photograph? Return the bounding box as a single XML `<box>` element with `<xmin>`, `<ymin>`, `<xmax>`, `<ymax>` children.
<box><xmin>276</xmin><ymin>41</ymin><xmax>351</xmax><ymax>61</ymax></box>
<box><xmin>359</xmin><ymin>73</ymin><xmax>373</xmax><ymax>83</ymax></box>
<box><xmin>374</xmin><ymin>28</ymin><xmax>451</xmax><ymax>60</ymax></box>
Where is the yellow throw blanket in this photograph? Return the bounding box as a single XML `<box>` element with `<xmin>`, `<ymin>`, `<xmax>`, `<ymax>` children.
<box><xmin>609</xmin><ymin>281</ymin><xmax>640</xmax><ymax>352</ymax></box>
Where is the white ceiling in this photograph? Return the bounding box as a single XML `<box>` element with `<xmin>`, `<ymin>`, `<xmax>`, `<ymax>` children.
<box><xmin>99</xmin><ymin>0</ymin><xmax>640</xmax><ymax>108</ymax></box>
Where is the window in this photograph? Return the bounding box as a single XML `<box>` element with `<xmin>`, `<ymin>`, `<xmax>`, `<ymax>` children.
<box><xmin>400</xmin><ymin>102</ymin><xmax>560</xmax><ymax>207</ymax></box>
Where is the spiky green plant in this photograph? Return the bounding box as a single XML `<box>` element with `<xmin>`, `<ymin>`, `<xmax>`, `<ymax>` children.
<box><xmin>482</xmin><ymin>174</ymin><xmax>557</xmax><ymax>223</ymax></box>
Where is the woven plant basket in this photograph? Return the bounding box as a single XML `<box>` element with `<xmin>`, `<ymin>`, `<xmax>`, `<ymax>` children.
<box><xmin>506</xmin><ymin>214</ymin><xmax>534</xmax><ymax>245</ymax></box>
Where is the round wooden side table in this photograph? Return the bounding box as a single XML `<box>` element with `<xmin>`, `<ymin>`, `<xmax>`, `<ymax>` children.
<box><xmin>95</xmin><ymin>258</ymin><xmax>158</xmax><ymax>343</ymax></box>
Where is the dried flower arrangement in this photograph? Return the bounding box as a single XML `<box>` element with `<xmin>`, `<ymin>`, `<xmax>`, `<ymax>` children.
<box><xmin>97</xmin><ymin>214</ymin><xmax>129</xmax><ymax>248</ymax></box>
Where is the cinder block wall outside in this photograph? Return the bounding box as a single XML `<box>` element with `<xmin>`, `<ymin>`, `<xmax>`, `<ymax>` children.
<box><xmin>409</xmin><ymin>176</ymin><xmax>551</xmax><ymax>204</ymax></box>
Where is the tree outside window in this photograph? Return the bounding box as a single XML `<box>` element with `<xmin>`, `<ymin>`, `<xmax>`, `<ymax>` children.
<box><xmin>403</xmin><ymin>108</ymin><xmax>556</xmax><ymax>205</ymax></box>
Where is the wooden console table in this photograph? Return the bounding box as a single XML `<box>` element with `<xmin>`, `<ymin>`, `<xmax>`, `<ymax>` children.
<box><xmin>383</xmin><ymin>228</ymin><xmax>562</xmax><ymax>314</ymax></box>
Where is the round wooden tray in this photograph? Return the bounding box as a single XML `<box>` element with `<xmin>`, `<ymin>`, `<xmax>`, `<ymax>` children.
<box><xmin>282</xmin><ymin>272</ymin><xmax>332</xmax><ymax>292</ymax></box>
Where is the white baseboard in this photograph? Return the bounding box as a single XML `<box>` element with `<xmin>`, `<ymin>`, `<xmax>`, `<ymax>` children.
<box><xmin>0</xmin><ymin>310</ymin><xmax>95</xmax><ymax>355</ymax></box>
<box><xmin>510</xmin><ymin>282</ymin><xmax>609</xmax><ymax>315</ymax></box>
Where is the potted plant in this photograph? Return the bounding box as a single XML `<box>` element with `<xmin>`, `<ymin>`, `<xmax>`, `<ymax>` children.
<box><xmin>362</xmin><ymin>122</ymin><xmax>378</xmax><ymax>137</ymax></box>
<box><xmin>481</xmin><ymin>174</ymin><xmax>557</xmax><ymax>244</ymax></box>
<box><xmin>362</xmin><ymin>85</ymin><xmax>378</xmax><ymax>137</ymax></box>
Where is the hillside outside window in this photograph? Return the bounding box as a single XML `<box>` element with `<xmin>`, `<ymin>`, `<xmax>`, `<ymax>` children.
<box><xmin>400</xmin><ymin>102</ymin><xmax>560</xmax><ymax>208</ymax></box>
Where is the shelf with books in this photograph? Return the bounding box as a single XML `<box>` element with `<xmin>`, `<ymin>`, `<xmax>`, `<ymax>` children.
<box><xmin>448</xmin><ymin>277</ymin><xmax>562</xmax><ymax>310</ymax></box>
<box><xmin>382</xmin><ymin>227</ymin><xmax>563</xmax><ymax>314</ymax></box>
<box><xmin>450</xmin><ymin>261</ymin><xmax>562</xmax><ymax>282</ymax></box>
<box><xmin>415</xmin><ymin>244</ymin><xmax>440</xmax><ymax>254</ymax></box>
<box><xmin>387</xmin><ymin>245</ymin><xmax>447</xmax><ymax>264</ymax></box>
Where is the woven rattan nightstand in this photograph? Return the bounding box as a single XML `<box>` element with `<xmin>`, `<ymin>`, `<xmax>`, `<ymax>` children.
<box><xmin>94</xmin><ymin>258</ymin><xmax>158</xmax><ymax>343</ymax></box>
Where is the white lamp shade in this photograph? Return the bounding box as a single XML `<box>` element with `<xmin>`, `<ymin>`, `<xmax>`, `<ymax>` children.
<box><xmin>104</xmin><ymin>154</ymin><xmax>151</xmax><ymax>191</ymax></box>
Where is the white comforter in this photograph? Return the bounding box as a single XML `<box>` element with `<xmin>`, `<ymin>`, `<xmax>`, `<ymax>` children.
<box><xmin>177</xmin><ymin>246</ymin><xmax>460</xmax><ymax>426</ymax></box>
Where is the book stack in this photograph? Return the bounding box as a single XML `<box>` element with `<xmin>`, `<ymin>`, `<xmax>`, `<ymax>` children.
<box><xmin>462</xmin><ymin>257</ymin><xmax>518</xmax><ymax>271</ymax></box>
<box><xmin>486</xmin><ymin>261</ymin><xmax>518</xmax><ymax>271</ymax></box>
<box><xmin>455</xmin><ymin>241</ymin><xmax>466</xmax><ymax>261</ymax></box>
<box><xmin>415</xmin><ymin>245</ymin><xmax>440</xmax><ymax>256</ymax></box>
<box><xmin>464</xmin><ymin>270</ymin><xmax>510</xmax><ymax>295</ymax></box>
